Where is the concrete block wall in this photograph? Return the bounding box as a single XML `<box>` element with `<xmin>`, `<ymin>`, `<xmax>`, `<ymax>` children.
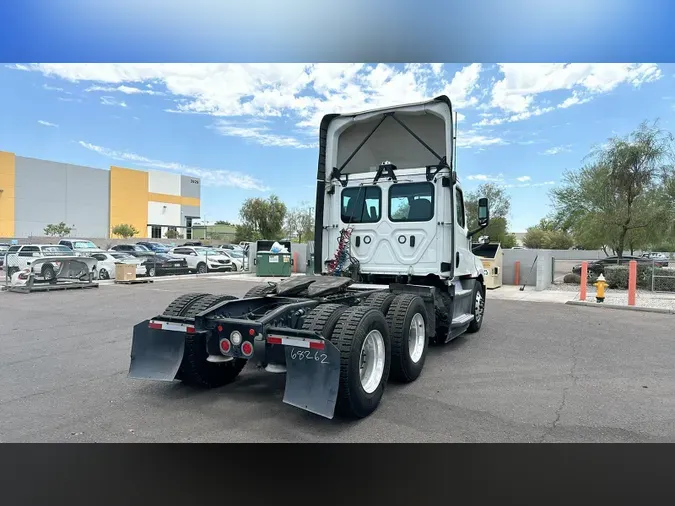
<box><xmin>502</xmin><ymin>249</ymin><xmax>608</xmax><ymax>291</ymax></box>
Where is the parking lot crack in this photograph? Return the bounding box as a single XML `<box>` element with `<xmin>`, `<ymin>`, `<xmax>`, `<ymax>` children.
<box><xmin>539</xmin><ymin>333</ymin><xmax>579</xmax><ymax>442</ymax></box>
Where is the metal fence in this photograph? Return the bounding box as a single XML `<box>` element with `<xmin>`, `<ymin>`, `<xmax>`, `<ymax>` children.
<box><xmin>551</xmin><ymin>256</ymin><xmax>675</xmax><ymax>293</ymax></box>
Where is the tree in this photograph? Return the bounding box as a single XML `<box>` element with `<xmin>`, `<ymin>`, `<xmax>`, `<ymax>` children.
<box><xmin>234</xmin><ymin>195</ymin><xmax>287</xmax><ymax>243</ymax></box>
<box><xmin>214</xmin><ymin>220</ymin><xmax>234</xmax><ymax>226</ymax></box>
<box><xmin>43</xmin><ymin>222</ymin><xmax>72</xmax><ymax>237</ymax></box>
<box><xmin>111</xmin><ymin>223</ymin><xmax>139</xmax><ymax>238</ymax></box>
<box><xmin>285</xmin><ymin>202</ymin><xmax>315</xmax><ymax>242</ymax></box>
<box><xmin>465</xmin><ymin>182</ymin><xmax>511</xmax><ymax>230</ymax></box>
<box><xmin>523</xmin><ymin>218</ymin><xmax>574</xmax><ymax>250</ymax></box>
<box><xmin>550</xmin><ymin>121</ymin><xmax>674</xmax><ymax>258</ymax></box>
<box><xmin>165</xmin><ymin>228</ymin><xmax>180</xmax><ymax>239</ymax></box>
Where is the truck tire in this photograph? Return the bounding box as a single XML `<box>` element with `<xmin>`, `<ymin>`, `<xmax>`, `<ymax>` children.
<box><xmin>302</xmin><ymin>303</ymin><xmax>349</xmax><ymax>337</ymax></box>
<box><xmin>330</xmin><ymin>306</ymin><xmax>391</xmax><ymax>419</ymax></box>
<box><xmin>386</xmin><ymin>294</ymin><xmax>428</xmax><ymax>382</ymax></box>
<box><xmin>364</xmin><ymin>291</ymin><xmax>397</xmax><ymax>315</ymax></box>
<box><xmin>466</xmin><ymin>282</ymin><xmax>485</xmax><ymax>334</ymax></box>
<box><xmin>244</xmin><ymin>284</ymin><xmax>275</xmax><ymax>298</ymax></box>
<box><xmin>177</xmin><ymin>294</ymin><xmax>247</xmax><ymax>388</ymax></box>
<box><xmin>162</xmin><ymin>292</ymin><xmax>211</xmax><ymax>317</ymax></box>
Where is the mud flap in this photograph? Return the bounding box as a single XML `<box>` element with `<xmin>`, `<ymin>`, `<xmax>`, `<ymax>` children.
<box><xmin>128</xmin><ymin>320</ymin><xmax>186</xmax><ymax>381</ymax></box>
<box><xmin>282</xmin><ymin>339</ymin><xmax>341</xmax><ymax>419</ymax></box>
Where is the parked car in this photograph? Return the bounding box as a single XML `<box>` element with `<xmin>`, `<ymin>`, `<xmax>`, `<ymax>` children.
<box><xmin>88</xmin><ymin>252</ymin><xmax>145</xmax><ymax>280</ymax></box>
<box><xmin>3</xmin><ymin>244</ymin><xmax>86</xmax><ymax>280</ymax></box>
<box><xmin>572</xmin><ymin>255</ymin><xmax>666</xmax><ymax>275</ymax></box>
<box><xmin>136</xmin><ymin>241</ymin><xmax>171</xmax><ymax>254</ymax></box>
<box><xmin>140</xmin><ymin>253</ymin><xmax>190</xmax><ymax>277</ymax></box>
<box><xmin>219</xmin><ymin>249</ymin><xmax>244</xmax><ymax>271</ymax></box>
<box><xmin>183</xmin><ymin>241</ymin><xmax>203</xmax><ymax>246</ymax></box>
<box><xmin>58</xmin><ymin>239</ymin><xmax>106</xmax><ymax>255</ymax></box>
<box><xmin>0</xmin><ymin>243</ymin><xmax>9</xmax><ymax>268</ymax></box>
<box><xmin>108</xmin><ymin>244</ymin><xmax>154</xmax><ymax>257</ymax></box>
<box><xmin>167</xmin><ymin>246</ymin><xmax>232</xmax><ymax>274</ymax></box>
<box><xmin>641</xmin><ymin>252</ymin><xmax>669</xmax><ymax>265</ymax></box>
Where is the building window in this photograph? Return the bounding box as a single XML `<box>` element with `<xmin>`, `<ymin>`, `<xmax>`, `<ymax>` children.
<box><xmin>389</xmin><ymin>182</ymin><xmax>435</xmax><ymax>222</ymax></box>
<box><xmin>151</xmin><ymin>226</ymin><xmax>162</xmax><ymax>239</ymax></box>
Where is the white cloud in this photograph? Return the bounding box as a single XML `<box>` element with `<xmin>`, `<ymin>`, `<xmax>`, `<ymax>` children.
<box><xmin>480</xmin><ymin>63</ymin><xmax>661</xmax><ymax>125</ymax></box>
<box><xmin>58</xmin><ymin>97</ymin><xmax>81</xmax><ymax>102</ymax></box>
<box><xmin>211</xmin><ymin>120</ymin><xmax>317</xmax><ymax>149</ymax></box>
<box><xmin>11</xmin><ymin>63</ymin><xmax>488</xmax><ymax>148</ymax></box>
<box><xmin>456</xmin><ymin>130</ymin><xmax>507</xmax><ymax>149</ymax></box>
<box><xmin>502</xmin><ymin>180</ymin><xmax>556</xmax><ymax>188</ymax></box>
<box><xmin>37</xmin><ymin>120</ymin><xmax>58</xmax><ymax>127</ymax></box>
<box><xmin>86</xmin><ymin>85</ymin><xmax>163</xmax><ymax>96</ymax></box>
<box><xmin>516</xmin><ymin>176</ymin><xmax>531</xmax><ymax>182</ymax></box>
<box><xmin>42</xmin><ymin>84</ymin><xmax>64</xmax><ymax>92</ymax></box>
<box><xmin>78</xmin><ymin>141</ymin><xmax>269</xmax><ymax>191</ymax></box>
<box><xmin>466</xmin><ymin>173</ymin><xmax>504</xmax><ymax>182</ymax></box>
<box><xmin>100</xmin><ymin>96</ymin><xmax>127</xmax><ymax>107</ymax></box>
<box><xmin>541</xmin><ymin>145</ymin><xmax>572</xmax><ymax>155</ymax></box>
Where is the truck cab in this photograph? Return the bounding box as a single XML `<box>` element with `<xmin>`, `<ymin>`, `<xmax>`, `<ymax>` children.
<box><xmin>315</xmin><ymin>95</ymin><xmax>488</xmax><ymax>287</ymax></box>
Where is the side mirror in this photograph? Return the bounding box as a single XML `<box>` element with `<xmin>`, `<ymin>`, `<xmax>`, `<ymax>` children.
<box><xmin>468</xmin><ymin>197</ymin><xmax>490</xmax><ymax>238</ymax></box>
<box><xmin>478</xmin><ymin>197</ymin><xmax>489</xmax><ymax>228</ymax></box>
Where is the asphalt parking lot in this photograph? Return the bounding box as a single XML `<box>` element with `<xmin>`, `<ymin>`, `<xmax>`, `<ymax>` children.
<box><xmin>1</xmin><ymin>276</ymin><xmax>674</xmax><ymax>443</ymax></box>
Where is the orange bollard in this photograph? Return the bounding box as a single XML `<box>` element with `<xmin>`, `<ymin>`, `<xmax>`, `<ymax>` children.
<box><xmin>628</xmin><ymin>260</ymin><xmax>637</xmax><ymax>306</ymax></box>
<box><xmin>580</xmin><ymin>261</ymin><xmax>588</xmax><ymax>301</ymax></box>
<box><xmin>293</xmin><ymin>252</ymin><xmax>298</xmax><ymax>274</ymax></box>
<box><xmin>514</xmin><ymin>261</ymin><xmax>520</xmax><ymax>286</ymax></box>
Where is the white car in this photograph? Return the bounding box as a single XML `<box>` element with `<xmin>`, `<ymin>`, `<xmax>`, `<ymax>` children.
<box><xmin>88</xmin><ymin>252</ymin><xmax>145</xmax><ymax>280</ymax></box>
<box><xmin>168</xmin><ymin>246</ymin><xmax>233</xmax><ymax>274</ymax></box>
<box><xmin>58</xmin><ymin>239</ymin><xmax>107</xmax><ymax>256</ymax></box>
<box><xmin>220</xmin><ymin>249</ymin><xmax>245</xmax><ymax>271</ymax></box>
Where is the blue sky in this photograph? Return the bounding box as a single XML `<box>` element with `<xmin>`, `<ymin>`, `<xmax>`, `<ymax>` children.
<box><xmin>1</xmin><ymin>63</ymin><xmax>673</xmax><ymax>232</ymax></box>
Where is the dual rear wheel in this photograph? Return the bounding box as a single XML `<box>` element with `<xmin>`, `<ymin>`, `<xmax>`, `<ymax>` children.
<box><xmin>303</xmin><ymin>292</ymin><xmax>431</xmax><ymax>419</ymax></box>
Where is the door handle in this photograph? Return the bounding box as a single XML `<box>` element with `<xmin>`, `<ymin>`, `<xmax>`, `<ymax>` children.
<box><xmin>410</xmin><ymin>235</ymin><xmax>416</xmax><ymax>247</ymax></box>
<box><xmin>355</xmin><ymin>236</ymin><xmax>361</xmax><ymax>247</ymax></box>
<box><xmin>456</xmin><ymin>252</ymin><xmax>460</xmax><ymax>267</ymax></box>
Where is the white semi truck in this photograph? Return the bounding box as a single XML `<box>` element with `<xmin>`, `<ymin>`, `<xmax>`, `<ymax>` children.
<box><xmin>127</xmin><ymin>95</ymin><xmax>490</xmax><ymax>419</ymax></box>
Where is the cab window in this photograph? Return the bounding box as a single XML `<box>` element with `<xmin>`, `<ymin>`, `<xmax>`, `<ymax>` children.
<box><xmin>389</xmin><ymin>182</ymin><xmax>435</xmax><ymax>222</ymax></box>
<box><xmin>455</xmin><ymin>188</ymin><xmax>466</xmax><ymax>228</ymax></box>
<box><xmin>341</xmin><ymin>186</ymin><xmax>381</xmax><ymax>224</ymax></box>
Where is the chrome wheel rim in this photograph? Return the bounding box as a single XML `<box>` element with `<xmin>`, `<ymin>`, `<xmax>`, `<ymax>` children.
<box><xmin>474</xmin><ymin>290</ymin><xmax>484</xmax><ymax>323</ymax></box>
<box><xmin>408</xmin><ymin>313</ymin><xmax>426</xmax><ymax>363</ymax></box>
<box><xmin>359</xmin><ymin>329</ymin><xmax>386</xmax><ymax>394</ymax></box>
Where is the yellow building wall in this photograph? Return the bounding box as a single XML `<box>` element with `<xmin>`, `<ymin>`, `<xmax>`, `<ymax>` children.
<box><xmin>109</xmin><ymin>166</ymin><xmax>149</xmax><ymax>238</ymax></box>
<box><xmin>0</xmin><ymin>151</ymin><xmax>15</xmax><ymax>237</ymax></box>
<box><xmin>148</xmin><ymin>193</ymin><xmax>200</xmax><ymax>207</ymax></box>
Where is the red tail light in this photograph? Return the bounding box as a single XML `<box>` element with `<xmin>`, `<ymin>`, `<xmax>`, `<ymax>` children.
<box><xmin>220</xmin><ymin>339</ymin><xmax>231</xmax><ymax>353</ymax></box>
<box><xmin>241</xmin><ymin>341</ymin><xmax>253</xmax><ymax>356</ymax></box>
<box><xmin>148</xmin><ymin>322</ymin><xmax>162</xmax><ymax>330</ymax></box>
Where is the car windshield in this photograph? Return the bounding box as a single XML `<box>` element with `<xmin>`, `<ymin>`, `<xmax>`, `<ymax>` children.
<box><xmin>135</xmin><ymin>245</ymin><xmax>150</xmax><ymax>251</ymax></box>
<box><xmin>201</xmin><ymin>249</ymin><xmax>222</xmax><ymax>255</ymax></box>
<box><xmin>111</xmin><ymin>253</ymin><xmax>134</xmax><ymax>260</ymax></box>
<box><xmin>74</xmin><ymin>241</ymin><xmax>98</xmax><ymax>249</ymax></box>
<box><xmin>42</xmin><ymin>246</ymin><xmax>76</xmax><ymax>256</ymax></box>
<box><xmin>228</xmin><ymin>251</ymin><xmax>244</xmax><ymax>258</ymax></box>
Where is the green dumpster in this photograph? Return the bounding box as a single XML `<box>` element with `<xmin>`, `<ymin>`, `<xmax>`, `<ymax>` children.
<box><xmin>255</xmin><ymin>240</ymin><xmax>293</xmax><ymax>277</ymax></box>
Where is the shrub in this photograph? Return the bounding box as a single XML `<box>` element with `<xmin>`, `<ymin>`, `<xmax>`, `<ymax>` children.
<box><xmin>603</xmin><ymin>265</ymin><xmax>629</xmax><ymax>289</ymax></box>
<box><xmin>564</xmin><ymin>273</ymin><xmax>581</xmax><ymax>284</ymax></box>
<box><xmin>602</xmin><ymin>265</ymin><xmax>675</xmax><ymax>292</ymax></box>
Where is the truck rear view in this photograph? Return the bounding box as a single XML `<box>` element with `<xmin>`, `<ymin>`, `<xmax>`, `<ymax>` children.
<box><xmin>127</xmin><ymin>95</ymin><xmax>490</xmax><ymax>420</ymax></box>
